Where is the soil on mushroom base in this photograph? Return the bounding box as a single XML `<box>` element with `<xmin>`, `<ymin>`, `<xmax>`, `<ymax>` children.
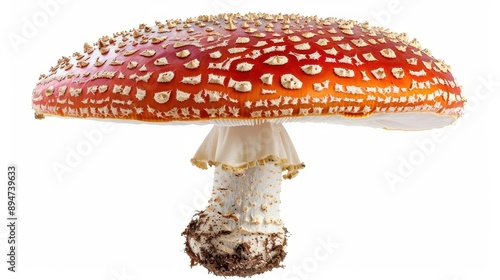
<box><xmin>182</xmin><ymin>212</ymin><xmax>288</xmax><ymax>277</ymax></box>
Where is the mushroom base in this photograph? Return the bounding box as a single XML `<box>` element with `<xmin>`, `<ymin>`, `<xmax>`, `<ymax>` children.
<box><xmin>182</xmin><ymin>213</ymin><xmax>287</xmax><ymax>277</ymax></box>
<box><xmin>182</xmin><ymin>163</ymin><xmax>288</xmax><ymax>277</ymax></box>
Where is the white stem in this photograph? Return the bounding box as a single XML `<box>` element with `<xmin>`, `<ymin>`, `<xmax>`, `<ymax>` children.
<box><xmin>183</xmin><ymin>163</ymin><xmax>287</xmax><ymax>276</ymax></box>
<box><xmin>184</xmin><ymin>123</ymin><xmax>305</xmax><ymax>276</ymax></box>
<box><xmin>205</xmin><ymin>163</ymin><xmax>284</xmax><ymax>233</ymax></box>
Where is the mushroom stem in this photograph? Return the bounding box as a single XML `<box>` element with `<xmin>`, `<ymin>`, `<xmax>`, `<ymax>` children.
<box><xmin>182</xmin><ymin>163</ymin><xmax>287</xmax><ymax>277</ymax></box>
<box><xmin>183</xmin><ymin>123</ymin><xmax>304</xmax><ymax>276</ymax></box>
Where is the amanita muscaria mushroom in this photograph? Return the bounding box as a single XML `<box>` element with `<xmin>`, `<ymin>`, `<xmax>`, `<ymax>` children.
<box><xmin>32</xmin><ymin>13</ymin><xmax>464</xmax><ymax>277</ymax></box>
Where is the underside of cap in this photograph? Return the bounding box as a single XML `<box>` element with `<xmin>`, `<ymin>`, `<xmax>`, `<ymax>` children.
<box><xmin>46</xmin><ymin>110</ymin><xmax>456</xmax><ymax>131</ymax></box>
<box><xmin>184</xmin><ymin>111</ymin><xmax>456</xmax><ymax>130</ymax></box>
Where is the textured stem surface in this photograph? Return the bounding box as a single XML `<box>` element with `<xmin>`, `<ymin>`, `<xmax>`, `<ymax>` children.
<box><xmin>183</xmin><ymin>163</ymin><xmax>287</xmax><ymax>277</ymax></box>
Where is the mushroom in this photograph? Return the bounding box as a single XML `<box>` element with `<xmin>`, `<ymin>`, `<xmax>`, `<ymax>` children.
<box><xmin>31</xmin><ymin>13</ymin><xmax>465</xmax><ymax>277</ymax></box>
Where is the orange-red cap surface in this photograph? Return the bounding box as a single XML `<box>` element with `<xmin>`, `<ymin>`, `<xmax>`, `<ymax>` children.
<box><xmin>32</xmin><ymin>13</ymin><xmax>464</xmax><ymax>130</ymax></box>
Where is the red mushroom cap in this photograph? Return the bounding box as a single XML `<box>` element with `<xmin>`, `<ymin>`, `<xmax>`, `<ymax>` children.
<box><xmin>32</xmin><ymin>13</ymin><xmax>464</xmax><ymax>130</ymax></box>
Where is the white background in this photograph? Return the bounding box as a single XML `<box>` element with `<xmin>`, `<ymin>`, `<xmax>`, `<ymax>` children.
<box><xmin>1</xmin><ymin>0</ymin><xmax>499</xmax><ymax>279</ymax></box>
